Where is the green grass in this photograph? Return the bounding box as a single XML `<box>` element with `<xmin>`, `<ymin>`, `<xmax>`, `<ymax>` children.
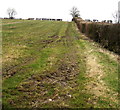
<box><xmin>2</xmin><ymin>19</ymin><xmax>119</xmax><ymax>108</ymax></box>
<box><xmin>3</xmin><ymin>20</ymin><xmax>71</xmax><ymax>108</ymax></box>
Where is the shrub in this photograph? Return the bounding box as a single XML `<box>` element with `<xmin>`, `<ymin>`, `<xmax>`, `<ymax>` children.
<box><xmin>74</xmin><ymin>18</ymin><xmax>120</xmax><ymax>54</ymax></box>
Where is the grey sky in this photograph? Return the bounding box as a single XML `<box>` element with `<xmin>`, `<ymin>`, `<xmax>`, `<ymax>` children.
<box><xmin>0</xmin><ymin>0</ymin><xmax>119</xmax><ymax>21</ymax></box>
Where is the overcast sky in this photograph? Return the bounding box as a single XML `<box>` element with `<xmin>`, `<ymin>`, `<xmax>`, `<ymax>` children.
<box><xmin>0</xmin><ymin>0</ymin><xmax>119</xmax><ymax>21</ymax></box>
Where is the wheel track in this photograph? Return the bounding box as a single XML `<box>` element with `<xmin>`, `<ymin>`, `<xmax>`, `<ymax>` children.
<box><xmin>9</xmin><ymin>22</ymin><xmax>81</xmax><ymax>108</ymax></box>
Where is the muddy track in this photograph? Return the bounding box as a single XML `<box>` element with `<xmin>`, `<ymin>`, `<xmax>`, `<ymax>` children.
<box><xmin>16</xmin><ymin>57</ymin><xmax>79</xmax><ymax>107</ymax></box>
<box><xmin>3</xmin><ymin>35</ymin><xmax>60</xmax><ymax>79</ymax></box>
<box><xmin>3</xmin><ymin>21</ymin><xmax>65</xmax><ymax>79</ymax></box>
<box><xmin>9</xmin><ymin>24</ymin><xmax>80</xmax><ymax>108</ymax></box>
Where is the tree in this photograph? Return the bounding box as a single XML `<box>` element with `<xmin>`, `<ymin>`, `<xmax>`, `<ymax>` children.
<box><xmin>7</xmin><ymin>8</ymin><xmax>17</xmax><ymax>19</ymax></box>
<box><xmin>112</xmin><ymin>11</ymin><xmax>118</xmax><ymax>23</ymax></box>
<box><xmin>70</xmin><ymin>6</ymin><xmax>80</xmax><ymax>18</ymax></box>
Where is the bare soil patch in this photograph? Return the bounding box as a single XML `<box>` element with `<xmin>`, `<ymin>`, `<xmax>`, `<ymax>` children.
<box><xmin>84</xmin><ymin>39</ymin><xmax>118</xmax><ymax>107</ymax></box>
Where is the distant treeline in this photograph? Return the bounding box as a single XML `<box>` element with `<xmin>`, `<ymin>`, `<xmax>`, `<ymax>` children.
<box><xmin>74</xmin><ymin>17</ymin><xmax>120</xmax><ymax>54</ymax></box>
<box><xmin>1</xmin><ymin>17</ymin><xmax>62</xmax><ymax>21</ymax></box>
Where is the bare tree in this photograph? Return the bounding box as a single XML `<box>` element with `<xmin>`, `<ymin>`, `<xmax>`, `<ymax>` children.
<box><xmin>70</xmin><ymin>6</ymin><xmax>80</xmax><ymax>18</ymax></box>
<box><xmin>7</xmin><ymin>8</ymin><xmax>17</xmax><ymax>19</ymax></box>
<box><xmin>112</xmin><ymin>11</ymin><xmax>118</xmax><ymax>23</ymax></box>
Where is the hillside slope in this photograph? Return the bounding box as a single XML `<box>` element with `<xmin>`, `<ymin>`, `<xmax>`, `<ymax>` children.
<box><xmin>2</xmin><ymin>20</ymin><xmax>119</xmax><ymax>108</ymax></box>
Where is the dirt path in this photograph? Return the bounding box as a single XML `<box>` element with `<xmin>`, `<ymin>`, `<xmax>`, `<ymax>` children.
<box><xmin>8</xmin><ymin>22</ymin><xmax>81</xmax><ymax>108</ymax></box>
<box><xmin>79</xmin><ymin>34</ymin><xmax>119</xmax><ymax>108</ymax></box>
<box><xmin>85</xmin><ymin>46</ymin><xmax>118</xmax><ymax>106</ymax></box>
<box><xmin>17</xmin><ymin>51</ymin><xmax>79</xmax><ymax>107</ymax></box>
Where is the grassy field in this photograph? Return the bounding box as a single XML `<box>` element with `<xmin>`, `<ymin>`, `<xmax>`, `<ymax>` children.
<box><xmin>2</xmin><ymin>19</ymin><xmax>119</xmax><ymax>109</ymax></box>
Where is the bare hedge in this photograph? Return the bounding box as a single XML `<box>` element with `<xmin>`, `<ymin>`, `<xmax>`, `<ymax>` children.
<box><xmin>74</xmin><ymin>17</ymin><xmax>120</xmax><ymax>54</ymax></box>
